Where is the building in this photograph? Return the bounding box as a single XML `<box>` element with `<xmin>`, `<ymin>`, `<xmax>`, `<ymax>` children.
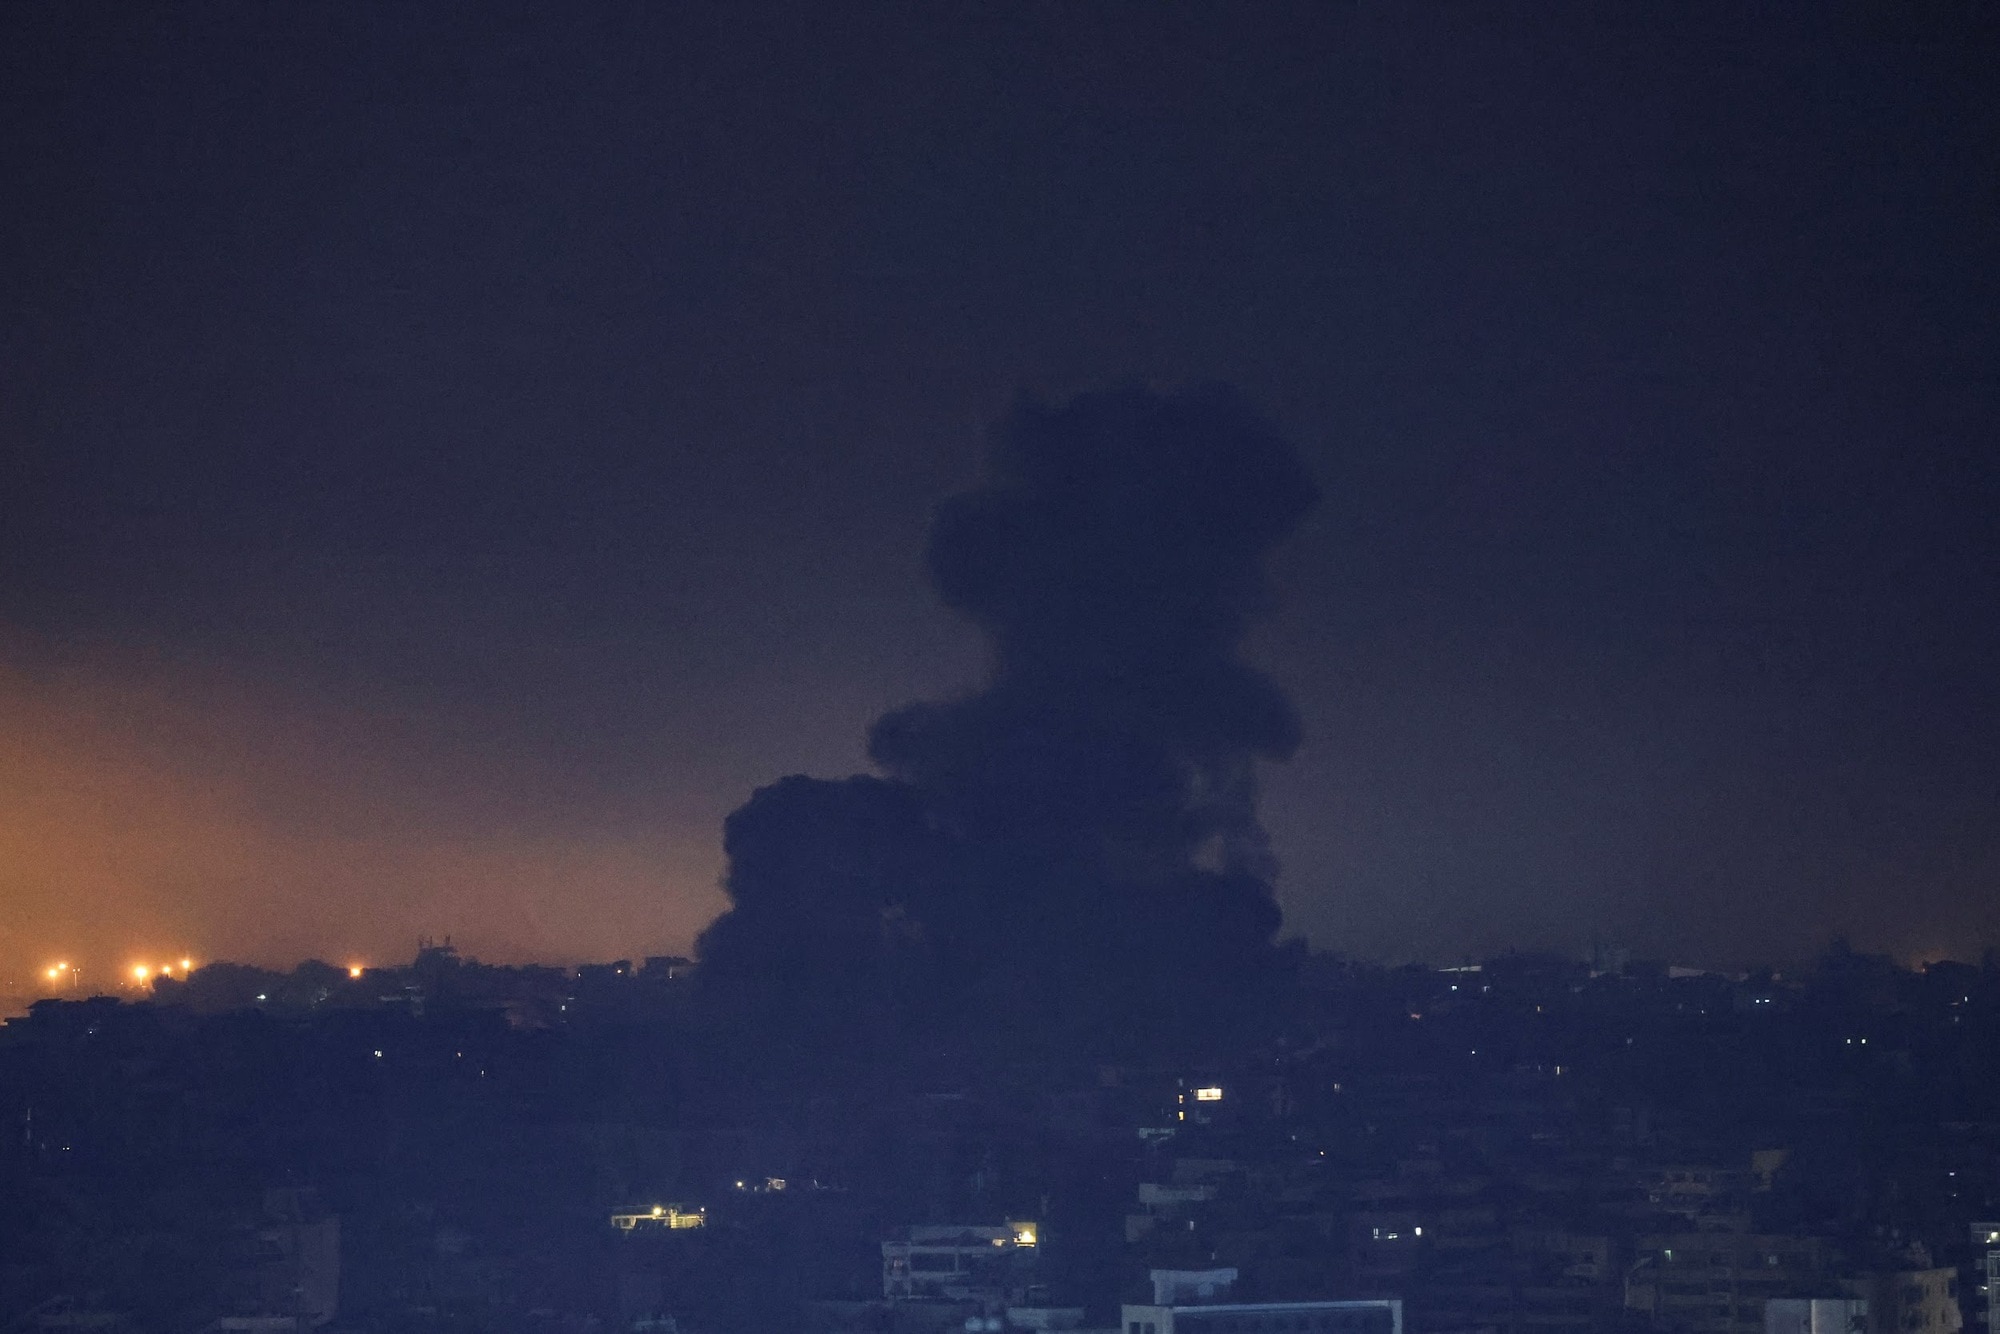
<box><xmin>1842</xmin><ymin>1267</ymin><xmax>1960</xmax><ymax>1334</ymax></box>
<box><xmin>1971</xmin><ymin>1224</ymin><xmax>2000</xmax><ymax>1334</ymax></box>
<box><xmin>1127</xmin><ymin>1180</ymin><xmax>1222</xmax><ymax>1242</ymax></box>
<box><xmin>215</xmin><ymin>1189</ymin><xmax>340</xmax><ymax>1330</ymax></box>
<box><xmin>1120</xmin><ymin>1270</ymin><xmax>1400</xmax><ymax>1334</ymax></box>
<box><xmin>1147</xmin><ymin>1273</ymin><xmax>1241</xmax><ymax>1307</ymax></box>
<box><xmin>17</xmin><ymin>1298</ymin><xmax>136</xmax><ymax>1332</ymax></box>
<box><xmin>1511</xmin><ymin>1227</ymin><xmax>1618</xmax><ymax>1283</ymax></box>
<box><xmin>1626</xmin><ymin>1233</ymin><xmax>1827</xmax><ymax>1334</ymax></box>
<box><xmin>1117</xmin><ymin>1299</ymin><xmax>1401</xmax><ymax>1334</ymax></box>
<box><xmin>1765</xmin><ymin>1299</ymin><xmax>1869</xmax><ymax>1334</ymax></box>
<box><xmin>1646</xmin><ymin>1164</ymin><xmax>1753</xmax><ymax>1215</ymax></box>
<box><xmin>610</xmin><ymin>1203</ymin><xmax>707</xmax><ymax>1230</ymax></box>
<box><xmin>882</xmin><ymin>1223</ymin><xmax>1041</xmax><ymax>1304</ymax></box>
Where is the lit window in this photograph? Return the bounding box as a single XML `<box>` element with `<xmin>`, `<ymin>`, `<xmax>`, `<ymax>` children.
<box><xmin>1193</xmin><ymin>1086</ymin><xmax>1223</xmax><ymax>1102</ymax></box>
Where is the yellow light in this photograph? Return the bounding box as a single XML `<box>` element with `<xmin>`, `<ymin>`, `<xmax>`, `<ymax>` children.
<box><xmin>1194</xmin><ymin>1086</ymin><xmax>1223</xmax><ymax>1102</ymax></box>
<box><xmin>651</xmin><ymin>1205</ymin><xmax>663</xmax><ymax>1216</ymax></box>
<box><xmin>180</xmin><ymin>958</ymin><xmax>193</xmax><ymax>971</ymax></box>
<box><xmin>348</xmin><ymin>965</ymin><xmax>364</xmax><ymax>979</ymax></box>
<box><xmin>133</xmin><ymin>965</ymin><xmax>151</xmax><ymax>982</ymax></box>
<box><xmin>45</xmin><ymin>967</ymin><xmax>60</xmax><ymax>981</ymax></box>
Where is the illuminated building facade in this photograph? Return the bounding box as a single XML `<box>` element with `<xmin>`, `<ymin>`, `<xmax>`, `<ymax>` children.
<box><xmin>610</xmin><ymin>1204</ymin><xmax>707</xmax><ymax>1231</ymax></box>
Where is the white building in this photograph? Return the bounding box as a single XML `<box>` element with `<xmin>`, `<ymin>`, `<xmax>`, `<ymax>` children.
<box><xmin>1120</xmin><ymin>1270</ymin><xmax>1400</xmax><ymax>1334</ymax></box>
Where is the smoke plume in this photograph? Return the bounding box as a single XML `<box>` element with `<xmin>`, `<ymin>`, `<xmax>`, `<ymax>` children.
<box><xmin>699</xmin><ymin>384</ymin><xmax>1319</xmax><ymax>1049</ymax></box>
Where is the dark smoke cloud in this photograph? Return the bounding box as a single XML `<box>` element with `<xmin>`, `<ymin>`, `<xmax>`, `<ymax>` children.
<box><xmin>695</xmin><ymin>774</ymin><xmax>946</xmax><ymax>1027</ymax></box>
<box><xmin>699</xmin><ymin>385</ymin><xmax>1319</xmax><ymax>1049</ymax></box>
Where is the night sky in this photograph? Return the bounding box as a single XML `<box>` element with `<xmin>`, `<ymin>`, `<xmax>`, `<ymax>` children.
<box><xmin>3</xmin><ymin>2</ymin><xmax>1996</xmax><ymax>981</ymax></box>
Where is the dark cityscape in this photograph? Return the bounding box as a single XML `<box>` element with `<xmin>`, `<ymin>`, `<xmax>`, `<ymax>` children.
<box><xmin>4</xmin><ymin>4</ymin><xmax>1998</xmax><ymax>1334</ymax></box>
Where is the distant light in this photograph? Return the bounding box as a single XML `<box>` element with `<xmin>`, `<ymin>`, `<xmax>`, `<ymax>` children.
<box><xmin>348</xmin><ymin>965</ymin><xmax>364</xmax><ymax>979</ymax></box>
<box><xmin>1193</xmin><ymin>1086</ymin><xmax>1223</xmax><ymax>1102</ymax></box>
<box><xmin>651</xmin><ymin>1205</ymin><xmax>664</xmax><ymax>1217</ymax></box>
<box><xmin>255</xmin><ymin>993</ymin><xmax>267</xmax><ymax>1002</ymax></box>
<box><xmin>180</xmin><ymin>958</ymin><xmax>192</xmax><ymax>971</ymax></box>
<box><xmin>133</xmin><ymin>965</ymin><xmax>151</xmax><ymax>982</ymax></box>
<box><xmin>373</xmin><ymin>1050</ymin><xmax>383</xmax><ymax>1058</ymax></box>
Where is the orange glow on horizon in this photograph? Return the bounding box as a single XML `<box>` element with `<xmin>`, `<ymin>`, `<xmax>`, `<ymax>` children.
<box><xmin>348</xmin><ymin>964</ymin><xmax>364</xmax><ymax>979</ymax></box>
<box><xmin>0</xmin><ymin>636</ymin><xmax>768</xmax><ymax>973</ymax></box>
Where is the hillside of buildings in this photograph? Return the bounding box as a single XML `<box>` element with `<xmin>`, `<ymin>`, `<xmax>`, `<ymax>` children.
<box><xmin>4</xmin><ymin>942</ymin><xmax>2000</xmax><ymax>1334</ymax></box>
